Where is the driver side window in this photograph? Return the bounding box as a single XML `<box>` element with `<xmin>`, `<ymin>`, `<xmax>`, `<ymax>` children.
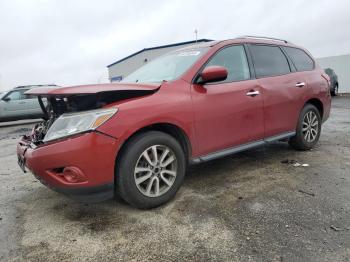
<box><xmin>5</xmin><ymin>90</ymin><xmax>23</xmax><ymax>101</ymax></box>
<box><xmin>205</xmin><ymin>45</ymin><xmax>250</xmax><ymax>83</ymax></box>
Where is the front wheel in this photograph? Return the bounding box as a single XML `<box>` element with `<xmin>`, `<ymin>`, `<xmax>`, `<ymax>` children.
<box><xmin>116</xmin><ymin>131</ymin><xmax>186</xmax><ymax>209</ymax></box>
<box><xmin>289</xmin><ymin>104</ymin><xmax>321</xmax><ymax>150</ymax></box>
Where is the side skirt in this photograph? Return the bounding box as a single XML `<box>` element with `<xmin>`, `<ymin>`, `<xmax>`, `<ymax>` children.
<box><xmin>191</xmin><ymin>131</ymin><xmax>295</xmax><ymax>164</ymax></box>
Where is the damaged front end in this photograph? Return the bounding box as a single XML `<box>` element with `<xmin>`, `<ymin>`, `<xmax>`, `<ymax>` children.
<box><xmin>31</xmin><ymin>93</ymin><xmax>116</xmax><ymax>143</ymax></box>
<box><xmin>16</xmin><ymin>83</ymin><xmax>160</xmax><ymax>200</ymax></box>
<box><xmin>26</xmin><ymin>83</ymin><xmax>160</xmax><ymax>144</ymax></box>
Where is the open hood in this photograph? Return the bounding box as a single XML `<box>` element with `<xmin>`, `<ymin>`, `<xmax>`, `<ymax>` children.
<box><xmin>26</xmin><ymin>82</ymin><xmax>161</xmax><ymax>96</ymax></box>
<box><xmin>25</xmin><ymin>83</ymin><xmax>161</xmax><ymax>143</ymax></box>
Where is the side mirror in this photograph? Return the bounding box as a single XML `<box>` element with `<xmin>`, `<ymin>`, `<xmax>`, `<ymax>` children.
<box><xmin>2</xmin><ymin>97</ymin><xmax>10</xmax><ymax>102</ymax></box>
<box><xmin>198</xmin><ymin>66</ymin><xmax>228</xmax><ymax>84</ymax></box>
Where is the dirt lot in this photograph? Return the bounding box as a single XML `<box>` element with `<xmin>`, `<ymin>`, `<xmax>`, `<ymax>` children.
<box><xmin>0</xmin><ymin>97</ymin><xmax>349</xmax><ymax>262</ymax></box>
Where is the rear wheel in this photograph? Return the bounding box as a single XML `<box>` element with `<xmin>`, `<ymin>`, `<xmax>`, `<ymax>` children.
<box><xmin>335</xmin><ymin>84</ymin><xmax>339</xmax><ymax>96</ymax></box>
<box><xmin>116</xmin><ymin>131</ymin><xmax>186</xmax><ymax>209</ymax></box>
<box><xmin>331</xmin><ymin>84</ymin><xmax>338</xmax><ymax>96</ymax></box>
<box><xmin>289</xmin><ymin>104</ymin><xmax>321</xmax><ymax>150</ymax></box>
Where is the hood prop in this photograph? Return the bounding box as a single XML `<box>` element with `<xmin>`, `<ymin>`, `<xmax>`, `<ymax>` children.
<box><xmin>38</xmin><ymin>95</ymin><xmax>49</xmax><ymax>120</ymax></box>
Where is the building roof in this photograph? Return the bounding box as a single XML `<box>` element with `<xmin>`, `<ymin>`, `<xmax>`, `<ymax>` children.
<box><xmin>107</xmin><ymin>39</ymin><xmax>213</xmax><ymax>68</ymax></box>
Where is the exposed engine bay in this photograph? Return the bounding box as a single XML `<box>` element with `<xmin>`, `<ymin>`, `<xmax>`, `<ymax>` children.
<box><xmin>30</xmin><ymin>89</ymin><xmax>158</xmax><ymax>144</ymax></box>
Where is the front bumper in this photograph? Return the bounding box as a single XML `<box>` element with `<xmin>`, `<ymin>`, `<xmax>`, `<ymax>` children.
<box><xmin>17</xmin><ymin>131</ymin><xmax>120</xmax><ymax>202</ymax></box>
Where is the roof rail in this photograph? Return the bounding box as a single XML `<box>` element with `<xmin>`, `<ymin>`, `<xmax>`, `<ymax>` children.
<box><xmin>13</xmin><ymin>84</ymin><xmax>58</xmax><ymax>89</ymax></box>
<box><xmin>238</xmin><ymin>35</ymin><xmax>289</xmax><ymax>43</ymax></box>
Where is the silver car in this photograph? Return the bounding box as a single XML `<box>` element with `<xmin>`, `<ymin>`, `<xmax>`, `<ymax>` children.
<box><xmin>0</xmin><ymin>85</ymin><xmax>55</xmax><ymax>122</ymax></box>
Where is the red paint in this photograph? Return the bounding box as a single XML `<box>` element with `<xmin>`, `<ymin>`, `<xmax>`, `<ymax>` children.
<box><xmin>26</xmin><ymin>82</ymin><xmax>160</xmax><ymax>95</ymax></box>
<box><xmin>17</xmin><ymin>132</ymin><xmax>119</xmax><ymax>188</ymax></box>
<box><xmin>191</xmin><ymin>79</ymin><xmax>264</xmax><ymax>154</ymax></box>
<box><xmin>17</xmin><ymin>38</ymin><xmax>331</xmax><ymax>199</ymax></box>
<box><xmin>200</xmin><ymin>66</ymin><xmax>228</xmax><ymax>83</ymax></box>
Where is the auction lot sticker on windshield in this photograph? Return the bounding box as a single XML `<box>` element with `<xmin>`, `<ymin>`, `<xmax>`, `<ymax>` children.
<box><xmin>178</xmin><ymin>51</ymin><xmax>201</xmax><ymax>56</ymax></box>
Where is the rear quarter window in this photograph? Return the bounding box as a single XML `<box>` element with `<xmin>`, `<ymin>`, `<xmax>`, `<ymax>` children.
<box><xmin>283</xmin><ymin>47</ymin><xmax>314</xmax><ymax>71</ymax></box>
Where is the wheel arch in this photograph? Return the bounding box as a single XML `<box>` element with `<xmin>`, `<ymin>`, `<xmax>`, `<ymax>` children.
<box><xmin>305</xmin><ymin>98</ymin><xmax>324</xmax><ymax>119</ymax></box>
<box><xmin>115</xmin><ymin>123</ymin><xmax>192</xmax><ymax>175</ymax></box>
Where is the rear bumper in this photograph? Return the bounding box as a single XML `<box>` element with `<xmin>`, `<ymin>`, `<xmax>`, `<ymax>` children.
<box><xmin>17</xmin><ymin>131</ymin><xmax>120</xmax><ymax>202</ymax></box>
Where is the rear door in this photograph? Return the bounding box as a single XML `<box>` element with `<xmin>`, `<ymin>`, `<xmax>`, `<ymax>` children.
<box><xmin>191</xmin><ymin>45</ymin><xmax>265</xmax><ymax>156</ymax></box>
<box><xmin>23</xmin><ymin>93</ymin><xmax>44</xmax><ymax>116</ymax></box>
<box><xmin>282</xmin><ymin>46</ymin><xmax>322</xmax><ymax>95</ymax></box>
<box><xmin>248</xmin><ymin>44</ymin><xmax>306</xmax><ymax>138</ymax></box>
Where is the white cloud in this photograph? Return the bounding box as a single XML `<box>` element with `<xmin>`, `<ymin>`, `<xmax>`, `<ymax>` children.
<box><xmin>0</xmin><ymin>0</ymin><xmax>349</xmax><ymax>90</ymax></box>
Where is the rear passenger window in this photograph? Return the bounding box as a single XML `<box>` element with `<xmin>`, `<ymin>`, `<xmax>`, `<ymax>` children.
<box><xmin>205</xmin><ymin>45</ymin><xmax>250</xmax><ymax>82</ymax></box>
<box><xmin>24</xmin><ymin>94</ymin><xmax>36</xmax><ymax>99</ymax></box>
<box><xmin>283</xmin><ymin>47</ymin><xmax>314</xmax><ymax>71</ymax></box>
<box><xmin>249</xmin><ymin>45</ymin><xmax>290</xmax><ymax>78</ymax></box>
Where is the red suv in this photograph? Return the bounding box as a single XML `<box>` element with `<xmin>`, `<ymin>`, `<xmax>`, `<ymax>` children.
<box><xmin>17</xmin><ymin>36</ymin><xmax>331</xmax><ymax>209</ymax></box>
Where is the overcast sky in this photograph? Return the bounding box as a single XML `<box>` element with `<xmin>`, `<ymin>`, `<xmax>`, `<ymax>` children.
<box><xmin>0</xmin><ymin>0</ymin><xmax>349</xmax><ymax>91</ymax></box>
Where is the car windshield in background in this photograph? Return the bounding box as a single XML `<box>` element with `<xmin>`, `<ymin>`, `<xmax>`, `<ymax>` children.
<box><xmin>122</xmin><ymin>48</ymin><xmax>208</xmax><ymax>83</ymax></box>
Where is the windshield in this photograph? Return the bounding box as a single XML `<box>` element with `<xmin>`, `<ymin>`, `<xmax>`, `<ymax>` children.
<box><xmin>122</xmin><ymin>47</ymin><xmax>208</xmax><ymax>83</ymax></box>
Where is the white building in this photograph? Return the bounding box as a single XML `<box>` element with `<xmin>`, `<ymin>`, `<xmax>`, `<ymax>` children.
<box><xmin>316</xmin><ymin>54</ymin><xmax>350</xmax><ymax>93</ymax></box>
<box><xmin>107</xmin><ymin>39</ymin><xmax>212</xmax><ymax>82</ymax></box>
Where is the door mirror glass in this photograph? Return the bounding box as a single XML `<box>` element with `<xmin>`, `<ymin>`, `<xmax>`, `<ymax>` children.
<box><xmin>199</xmin><ymin>66</ymin><xmax>228</xmax><ymax>84</ymax></box>
<box><xmin>2</xmin><ymin>97</ymin><xmax>10</xmax><ymax>102</ymax></box>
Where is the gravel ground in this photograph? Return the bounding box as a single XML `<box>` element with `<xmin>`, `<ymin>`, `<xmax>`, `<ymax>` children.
<box><xmin>0</xmin><ymin>97</ymin><xmax>349</xmax><ymax>262</ymax></box>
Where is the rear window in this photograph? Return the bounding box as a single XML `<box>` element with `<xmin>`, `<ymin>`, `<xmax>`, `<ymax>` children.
<box><xmin>249</xmin><ymin>45</ymin><xmax>291</xmax><ymax>78</ymax></box>
<box><xmin>283</xmin><ymin>47</ymin><xmax>314</xmax><ymax>71</ymax></box>
<box><xmin>325</xmin><ymin>68</ymin><xmax>332</xmax><ymax>75</ymax></box>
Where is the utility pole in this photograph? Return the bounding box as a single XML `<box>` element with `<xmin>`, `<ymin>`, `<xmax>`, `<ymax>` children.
<box><xmin>194</xmin><ymin>29</ymin><xmax>198</xmax><ymax>43</ymax></box>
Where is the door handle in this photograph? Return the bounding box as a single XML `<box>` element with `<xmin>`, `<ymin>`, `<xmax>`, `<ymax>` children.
<box><xmin>246</xmin><ymin>90</ymin><xmax>260</xmax><ymax>97</ymax></box>
<box><xmin>295</xmin><ymin>82</ymin><xmax>306</xmax><ymax>88</ymax></box>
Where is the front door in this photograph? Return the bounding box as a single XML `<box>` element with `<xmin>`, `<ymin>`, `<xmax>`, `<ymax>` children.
<box><xmin>23</xmin><ymin>93</ymin><xmax>44</xmax><ymax>117</ymax></box>
<box><xmin>0</xmin><ymin>89</ymin><xmax>29</xmax><ymax>119</ymax></box>
<box><xmin>191</xmin><ymin>45</ymin><xmax>264</xmax><ymax>156</ymax></box>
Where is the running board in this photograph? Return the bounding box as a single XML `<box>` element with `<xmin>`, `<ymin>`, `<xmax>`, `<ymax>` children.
<box><xmin>191</xmin><ymin>131</ymin><xmax>295</xmax><ymax>164</ymax></box>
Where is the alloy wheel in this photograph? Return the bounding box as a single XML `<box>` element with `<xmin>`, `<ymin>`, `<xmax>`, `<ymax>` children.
<box><xmin>302</xmin><ymin>111</ymin><xmax>319</xmax><ymax>143</ymax></box>
<box><xmin>134</xmin><ymin>145</ymin><xmax>177</xmax><ymax>197</ymax></box>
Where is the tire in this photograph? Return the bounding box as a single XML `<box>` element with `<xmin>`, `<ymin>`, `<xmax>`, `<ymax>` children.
<box><xmin>116</xmin><ymin>131</ymin><xmax>186</xmax><ymax>209</ymax></box>
<box><xmin>289</xmin><ymin>104</ymin><xmax>322</xmax><ymax>151</ymax></box>
<box><xmin>331</xmin><ymin>84</ymin><xmax>338</xmax><ymax>96</ymax></box>
<box><xmin>334</xmin><ymin>84</ymin><xmax>339</xmax><ymax>96</ymax></box>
